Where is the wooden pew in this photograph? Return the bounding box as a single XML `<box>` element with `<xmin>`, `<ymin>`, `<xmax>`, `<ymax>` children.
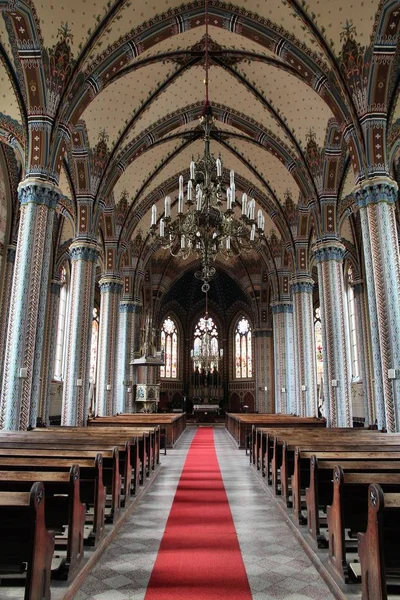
<box><xmin>0</xmin><ymin>465</ymin><xmax>85</xmax><ymax>580</ymax></box>
<box><xmin>0</xmin><ymin>482</ymin><xmax>54</xmax><ymax>600</ymax></box>
<box><xmin>305</xmin><ymin>455</ymin><xmax>400</xmax><ymax>548</ymax></box>
<box><xmin>327</xmin><ymin>466</ymin><xmax>400</xmax><ymax>583</ymax></box>
<box><xmin>358</xmin><ymin>484</ymin><xmax>400</xmax><ymax>600</ymax></box>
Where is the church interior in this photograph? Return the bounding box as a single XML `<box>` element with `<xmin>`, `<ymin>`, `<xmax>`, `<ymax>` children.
<box><xmin>0</xmin><ymin>0</ymin><xmax>400</xmax><ymax>598</ymax></box>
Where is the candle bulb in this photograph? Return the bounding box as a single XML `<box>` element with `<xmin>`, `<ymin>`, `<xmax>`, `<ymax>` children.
<box><xmin>216</xmin><ymin>158</ymin><xmax>222</xmax><ymax>177</ymax></box>
<box><xmin>151</xmin><ymin>204</ymin><xmax>157</xmax><ymax>226</ymax></box>
<box><xmin>226</xmin><ymin>187</ymin><xmax>231</xmax><ymax>210</ymax></box>
<box><xmin>242</xmin><ymin>193</ymin><xmax>248</xmax><ymax>215</ymax></box>
<box><xmin>181</xmin><ymin>234</ymin><xmax>185</xmax><ymax>249</ymax></box>
<box><xmin>230</xmin><ymin>182</ymin><xmax>235</xmax><ymax>204</ymax></box>
<box><xmin>190</xmin><ymin>160</ymin><xmax>196</xmax><ymax>179</ymax></box>
<box><xmin>164</xmin><ymin>196</ymin><xmax>171</xmax><ymax>218</ymax></box>
<box><xmin>187</xmin><ymin>180</ymin><xmax>192</xmax><ymax>201</ymax></box>
<box><xmin>250</xmin><ymin>223</ymin><xmax>256</xmax><ymax>241</ymax></box>
<box><xmin>230</xmin><ymin>169</ymin><xmax>235</xmax><ymax>186</ymax></box>
<box><xmin>196</xmin><ymin>186</ymin><xmax>202</xmax><ymax>211</ymax></box>
<box><xmin>160</xmin><ymin>218</ymin><xmax>165</xmax><ymax>237</ymax></box>
<box><xmin>226</xmin><ymin>236</ymin><xmax>231</xmax><ymax>251</ymax></box>
<box><xmin>257</xmin><ymin>209</ymin><xmax>262</xmax><ymax>229</ymax></box>
<box><xmin>179</xmin><ymin>175</ymin><xmax>183</xmax><ymax>195</ymax></box>
<box><xmin>250</xmin><ymin>199</ymin><xmax>255</xmax><ymax>220</ymax></box>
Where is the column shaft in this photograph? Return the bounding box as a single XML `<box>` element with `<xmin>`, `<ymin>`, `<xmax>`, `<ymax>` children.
<box><xmin>96</xmin><ymin>278</ymin><xmax>122</xmax><ymax>416</ymax></box>
<box><xmin>254</xmin><ymin>329</ymin><xmax>274</xmax><ymax>413</ymax></box>
<box><xmin>352</xmin><ymin>281</ymin><xmax>374</xmax><ymax>426</ymax></box>
<box><xmin>292</xmin><ymin>278</ymin><xmax>318</xmax><ymax>417</ymax></box>
<box><xmin>0</xmin><ymin>182</ymin><xmax>59</xmax><ymax>430</ymax></box>
<box><xmin>0</xmin><ymin>245</ymin><xmax>16</xmax><ymax>384</ymax></box>
<box><xmin>114</xmin><ymin>301</ymin><xmax>140</xmax><ymax>414</ymax></box>
<box><xmin>272</xmin><ymin>303</ymin><xmax>295</xmax><ymax>414</ymax></box>
<box><xmin>62</xmin><ymin>242</ymin><xmax>98</xmax><ymax>426</ymax></box>
<box><xmin>314</xmin><ymin>242</ymin><xmax>352</xmax><ymax>427</ymax></box>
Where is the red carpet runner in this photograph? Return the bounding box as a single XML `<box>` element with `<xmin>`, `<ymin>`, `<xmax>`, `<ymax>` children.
<box><xmin>145</xmin><ymin>427</ymin><xmax>252</xmax><ymax>600</ymax></box>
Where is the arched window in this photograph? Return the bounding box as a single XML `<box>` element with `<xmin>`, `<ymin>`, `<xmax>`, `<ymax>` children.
<box><xmin>89</xmin><ymin>307</ymin><xmax>99</xmax><ymax>384</ymax></box>
<box><xmin>160</xmin><ymin>316</ymin><xmax>178</xmax><ymax>378</ymax></box>
<box><xmin>346</xmin><ymin>267</ymin><xmax>359</xmax><ymax>379</ymax></box>
<box><xmin>314</xmin><ymin>307</ymin><xmax>324</xmax><ymax>384</ymax></box>
<box><xmin>54</xmin><ymin>266</ymin><xmax>70</xmax><ymax>381</ymax></box>
<box><xmin>192</xmin><ymin>315</ymin><xmax>219</xmax><ymax>372</ymax></box>
<box><xmin>234</xmin><ymin>316</ymin><xmax>252</xmax><ymax>378</ymax></box>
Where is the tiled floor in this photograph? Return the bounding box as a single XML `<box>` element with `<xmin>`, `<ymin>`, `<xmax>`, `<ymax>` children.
<box><xmin>72</xmin><ymin>426</ymin><xmax>337</xmax><ymax>600</ymax></box>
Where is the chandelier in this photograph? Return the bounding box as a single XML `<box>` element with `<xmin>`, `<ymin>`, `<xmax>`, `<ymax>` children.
<box><xmin>150</xmin><ymin>0</ymin><xmax>265</xmax><ymax>292</ymax></box>
<box><xmin>190</xmin><ymin>291</ymin><xmax>222</xmax><ymax>372</ymax></box>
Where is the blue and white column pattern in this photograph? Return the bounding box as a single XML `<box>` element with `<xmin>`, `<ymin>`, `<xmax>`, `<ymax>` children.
<box><xmin>62</xmin><ymin>241</ymin><xmax>98</xmax><ymax>426</ymax></box>
<box><xmin>271</xmin><ymin>302</ymin><xmax>296</xmax><ymax>414</ymax></box>
<box><xmin>0</xmin><ymin>244</ymin><xmax>16</xmax><ymax>386</ymax></box>
<box><xmin>354</xmin><ymin>177</ymin><xmax>400</xmax><ymax>431</ymax></box>
<box><xmin>291</xmin><ymin>277</ymin><xmax>318</xmax><ymax>417</ymax></box>
<box><xmin>314</xmin><ymin>241</ymin><xmax>352</xmax><ymax>427</ymax></box>
<box><xmin>352</xmin><ymin>280</ymin><xmax>374</xmax><ymax>426</ymax></box>
<box><xmin>114</xmin><ymin>300</ymin><xmax>140</xmax><ymax>414</ymax></box>
<box><xmin>0</xmin><ymin>181</ymin><xmax>60</xmax><ymax>430</ymax></box>
<box><xmin>38</xmin><ymin>279</ymin><xmax>62</xmax><ymax>425</ymax></box>
<box><xmin>96</xmin><ymin>277</ymin><xmax>122</xmax><ymax>416</ymax></box>
<box><xmin>128</xmin><ymin>302</ymin><xmax>142</xmax><ymax>413</ymax></box>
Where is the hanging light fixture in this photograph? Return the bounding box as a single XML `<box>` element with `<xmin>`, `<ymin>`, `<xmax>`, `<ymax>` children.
<box><xmin>150</xmin><ymin>0</ymin><xmax>265</xmax><ymax>292</ymax></box>
<box><xmin>190</xmin><ymin>288</ymin><xmax>223</xmax><ymax>372</ymax></box>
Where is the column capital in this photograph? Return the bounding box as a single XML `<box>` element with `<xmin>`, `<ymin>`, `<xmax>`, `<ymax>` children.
<box><xmin>99</xmin><ymin>276</ymin><xmax>123</xmax><ymax>294</ymax></box>
<box><xmin>290</xmin><ymin>274</ymin><xmax>314</xmax><ymax>294</ymax></box>
<box><xmin>18</xmin><ymin>180</ymin><xmax>61</xmax><ymax>209</ymax></box>
<box><xmin>50</xmin><ymin>278</ymin><xmax>64</xmax><ymax>296</ymax></box>
<box><xmin>119</xmin><ymin>300</ymin><xmax>141</xmax><ymax>313</ymax></box>
<box><xmin>353</xmin><ymin>176</ymin><xmax>398</xmax><ymax>208</ymax></box>
<box><xmin>6</xmin><ymin>244</ymin><xmax>17</xmax><ymax>264</ymax></box>
<box><xmin>313</xmin><ymin>240</ymin><xmax>345</xmax><ymax>263</ymax></box>
<box><xmin>69</xmin><ymin>241</ymin><xmax>99</xmax><ymax>263</ymax></box>
<box><xmin>271</xmin><ymin>301</ymin><xmax>293</xmax><ymax>314</ymax></box>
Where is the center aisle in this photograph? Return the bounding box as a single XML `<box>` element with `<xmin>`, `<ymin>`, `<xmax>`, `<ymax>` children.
<box><xmin>144</xmin><ymin>427</ymin><xmax>252</xmax><ymax>600</ymax></box>
<box><xmin>74</xmin><ymin>427</ymin><xmax>336</xmax><ymax>600</ymax></box>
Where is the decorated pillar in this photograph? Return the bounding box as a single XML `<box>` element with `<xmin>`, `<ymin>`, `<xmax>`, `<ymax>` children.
<box><xmin>291</xmin><ymin>275</ymin><xmax>318</xmax><ymax>417</ymax></box>
<box><xmin>313</xmin><ymin>241</ymin><xmax>352</xmax><ymax>427</ymax></box>
<box><xmin>0</xmin><ymin>181</ymin><xmax>60</xmax><ymax>430</ymax></box>
<box><xmin>271</xmin><ymin>302</ymin><xmax>296</xmax><ymax>414</ymax></box>
<box><xmin>354</xmin><ymin>178</ymin><xmax>400</xmax><ymax>431</ymax></box>
<box><xmin>96</xmin><ymin>276</ymin><xmax>122</xmax><ymax>416</ymax></box>
<box><xmin>38</xmin><ymin>278</ymin><xmax>63</xmax><ymax>424</ymax></box>
<box><xmin>114</xmin><ymin>300</ymin><xmax>141</xmax><ymax>414</ymax></box>
<box><xmin>253</xmin><ymin>329</ymin><xmax>274</xmax><ymax>413</ymax></box>
<box><xmin>352</xmin><ymin>279</ymin><xmax>374</xmax><ymax>426</ymax></box>
<box><xmin>128</xmin><ymin>301</ymin><xmax>142</xmax><ymax>413</ymax></box>
<box><xmin>62</xmin><ymin>241</ymin><xmax>98</xmax><ymax>426</ymax></box>
<box><xmin>0</xmin><ymin>244</ymin><xmax>16</xmax><ymax>384</ymax></box>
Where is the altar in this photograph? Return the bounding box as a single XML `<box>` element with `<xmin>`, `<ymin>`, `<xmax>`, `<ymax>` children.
<box><xmin>193</xmin><ymin>404</ymin><xmax>219</xmax><ymax>423</ymax></box>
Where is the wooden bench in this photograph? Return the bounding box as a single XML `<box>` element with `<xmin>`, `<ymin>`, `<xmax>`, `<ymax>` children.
<box><xmin>0</xmin><ymin>465</ymin><xmax>85</xmax><ymax>580</ymax></box>
<box><xmin>327</xmin><ymin>466</ymin><xmax>400</xmax><ymax>583</ymax></box>
<box><xmin>305</xmin><ymin>455</ymin><xmax>400</xmax><ymax>548</ymax></box>
<box><xmin>358</xmin><ymin>484</ymin><xmax>400</xmax><ymax>600</ymax></box>
<box><xmin>0</xmin><ymin>482</ymin><xmax>54</xmax><ymax>600</ymax></box>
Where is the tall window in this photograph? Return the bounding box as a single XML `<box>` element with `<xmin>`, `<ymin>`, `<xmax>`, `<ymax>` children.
<box><xmin>89</xmin><ymin>307</ymin><xmax>99</xmax><ymax>384</ymax></box>
<box><xmin>235</xmin><ymin>316</ymin><xmax>252</xmax><ymax>378</ymax></box>
<box><xmin>54</xmin><ymin>266</ymin><xmax>69</xmax><ymax>381</ymax></box>
<box><xmin>346</xmin><ymin>267</ymin><xmax>359</xmax><ymax>379</ymax></box>
<box><xmin>314</xmin><ymin>307</ymin><xmax>324</xmax><ymax>383</ymax></box>
<box><xmin>160</xmin><ymin>316</ymin><xmax>178</xmax><ymax>378</ymax></box>
<box><xmin>192</xmin><ymin>315</ymin><xmax>219</xmax><ymax>372</ymax></box>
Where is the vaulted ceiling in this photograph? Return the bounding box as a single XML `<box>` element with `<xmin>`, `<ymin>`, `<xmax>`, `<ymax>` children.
<box><xmin>0</xmin><ymin>0</ymin><xmax>399</xmax><ymax>320</ymax></box>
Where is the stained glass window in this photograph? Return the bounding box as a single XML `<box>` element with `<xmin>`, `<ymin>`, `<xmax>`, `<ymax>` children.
<box><xmin>54</xmin><ymin>266</ymin><xmax>69</xmax><ymax>380</ymax></box>
<box><xmin>160</xmin><ymin>317</ymin><xmax>178</xmax><ymax>378</ymax></box>
<box><xmin>235</xmin><ymin>317</ymin><xmax>252</xmax><ymax>378</ymax></box>
<box><xmin>192</xmin><ymin>315</ymin><xmax>219</xmax><ymax>372</ymax></box>
<box><xmin>314</xmin><ymin>307</ymin><xmax>324</xmax><ymax>383</ymax></box>
<box><xmin>346</xmin><ymin>267</ymin><xmax>359</xmax><ymax>378</ymax></box>
<box><xmin>89</xmin><ymin>307</ymin><xmax>99</xmax><ymax>384</ymax></box>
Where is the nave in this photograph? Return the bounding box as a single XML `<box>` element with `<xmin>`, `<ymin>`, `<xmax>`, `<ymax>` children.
<box><xmin>73</xmin><ymin>427</ymin><xmax>335</xmax><ymax>600</ymax></box>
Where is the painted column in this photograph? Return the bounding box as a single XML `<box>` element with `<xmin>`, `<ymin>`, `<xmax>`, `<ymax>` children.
<box><xmin>38</xmin><ymin>278</ymin><xmax>63</xmax><ymax>425</ymax></box>
<box><xmin>271</xmin><ymin>302</ymin><xmax>296</xmax><ymax>414</ymax></box>
<box><xmin>354</xmin><ymin>178</ymin><xmax>400</xmax><ymax>431</ymax></box>
<box><xmin>61</xmin><ymin>241</ymin><xmax>98</xmax><ymax>426</ymax></box>
<box><xmin>0</xmin><ymin>181</ymin><xmax>60</xmax><ymax>430</ymax></box>
<box><xmin>352</xmin><ymin>279</ymin><xmax>374</xmax><ymax>426</ymax></box>
<box><xmin>291</xmin><ymin>276</ymin><xmax>318</xmax><ymax>417</ymax></box>
<box><xmin>253</xmin><ymin>328</ymin><xmax>274</xmax><ymax>413</ymax></box>
<box><xmin>129</xmin><ymin>302</ymin><xmax>142</xmax><ymax>413</ymax></box>
<box><xmin>114</xmin><ymin>300</ymin><xmax>141</xmax><ymax>414</ymax></box>
<box><xmin>96</xmin><ymin>277</ymin><xmax>122</xmax><ymax>416</ymax></box>
<box><xmin>314</xmin><ymin>241</ymin><xmax>352</xmax><ymax>427</ymax></box>
<box><xmin>0</xmin><ymin>244</ymin><xmax>16</xmax><ymax>384</ymax></box>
